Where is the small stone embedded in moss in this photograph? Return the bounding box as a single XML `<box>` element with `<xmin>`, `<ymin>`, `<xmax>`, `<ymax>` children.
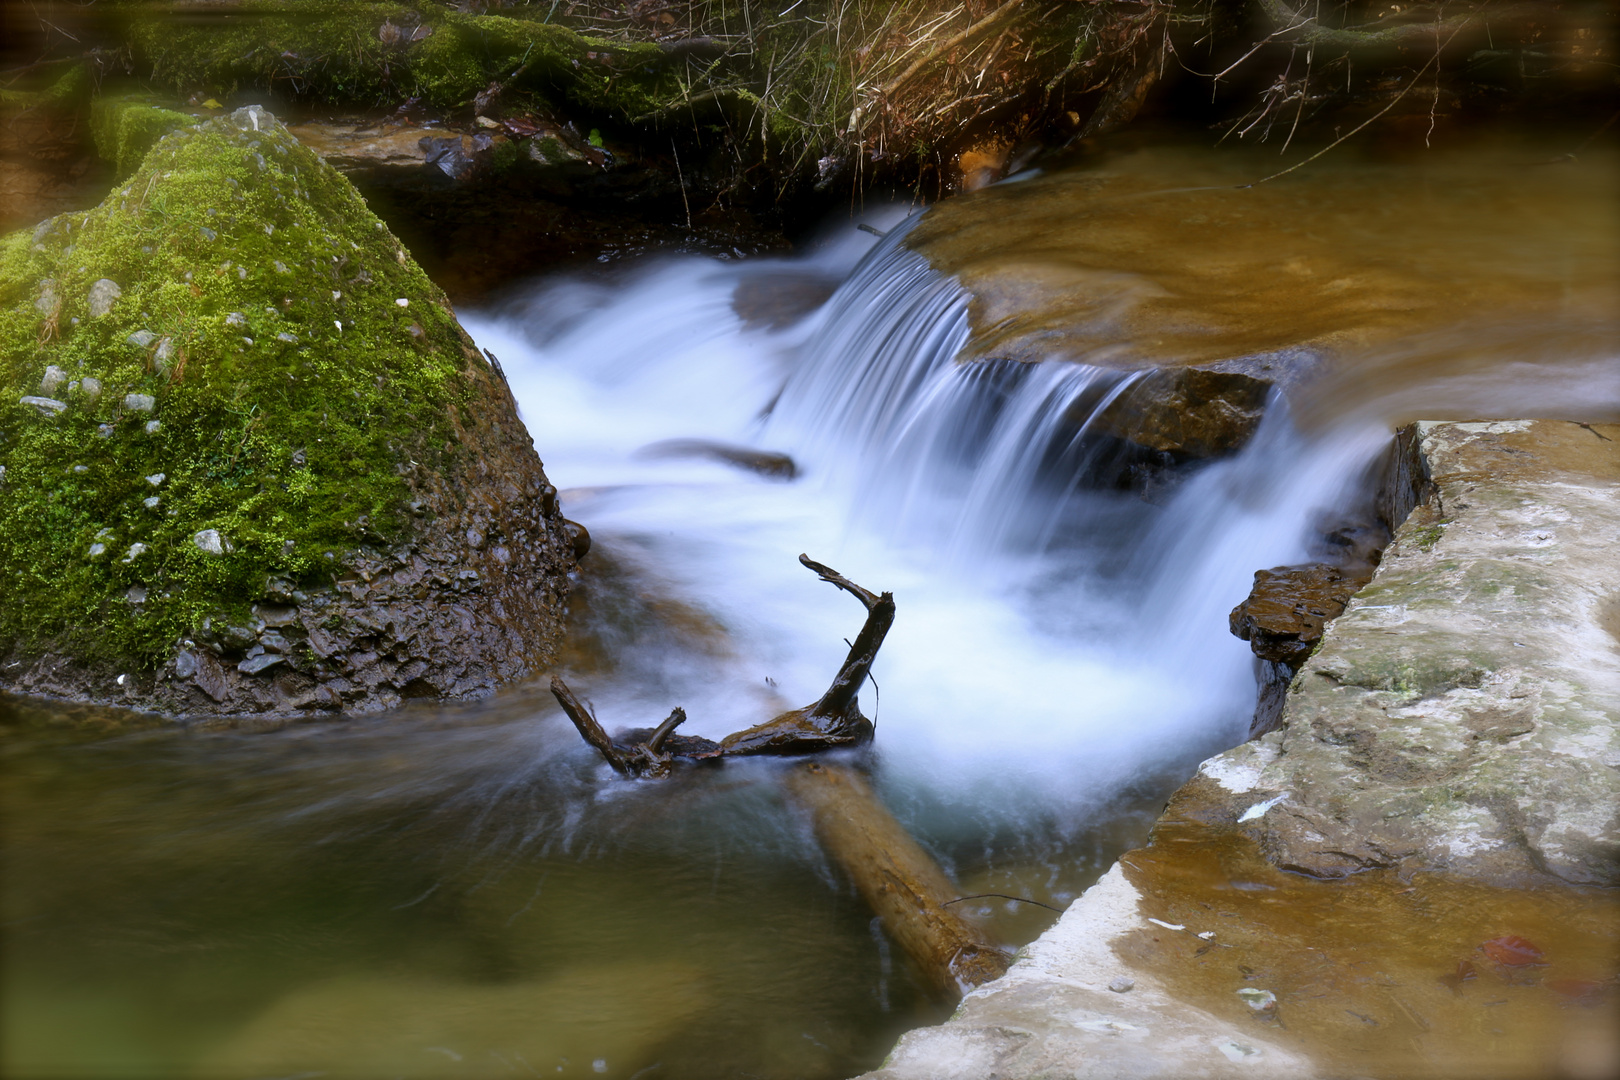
<box><xmin>192</xmin><ymin>528</ymin><xmax>227</xmax><ymax>554</ymax></box>
<box><xmin>122</xmin><ymin>542</ymin><xmax>148</xmax><ymax>562</ymax></box>
<box><xmin>144</xmin><ymin>496</ymin><xmax>160</xmax><ymax>510</ymax></box>
<box><xmin>144</xmin><ymin>420</ymin><xmax>161</xmax><ymax>434</ymax></box>
<box><xmin>127</xmin><ymin>330</ymin><xmax>156</xmax><ymax>348</ymax></box>
<box><xmin>20</xmin><ymin>396</ymin><xmax>67</xmax><ymax>415</ymax></box>
<box><xmin>124</xmin><ymin>393</ymin><xmax>156</xmax><ymax>413</ymax></box>
<box><xmin>88</xmin><ymin>542</ymin><xmax>106</xmax><ymax>557</ymax></box>
<box><xmin>88</xmin><ymin>278</ymin><xmax>122</xmax><ymax>317</ymax></box>
<box><xmin>81</xmin><ymin>377</ymin><xmax>103</xmax><ymax>403</ymax></box>
<box><xmin>145</xmin><ymin>473</ymin><xmax>165</xmax><ymax>486</ymax></box>
<box><xmin>40</xmin><ymin>366</ymin><xmax>67</xmax><ymax>395</ymax></box>
<box><xmin>35</xmin><ymin>280</ymin><xmax>59</xmax><ymax>314</ymax></box>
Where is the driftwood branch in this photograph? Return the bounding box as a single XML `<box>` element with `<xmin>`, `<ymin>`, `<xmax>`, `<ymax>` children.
<box><xmin>551</xmin><ymin>554</ymin><xmax>1015</xmax><ymax>1000</ymax></box>
<box><xmin>717</xmin><ymin>554</ymin><xmax>893</xmax><ymax>756</ymax></box>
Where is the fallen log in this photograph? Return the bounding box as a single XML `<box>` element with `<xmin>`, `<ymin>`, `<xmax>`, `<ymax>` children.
<box><xmin>784</xmin><ymin>761</ymin><xmax>1011</xmax><ymax>999</ymax></box>
<box><xmin>550</xmin><ymin>554</ymin><xmax>1011</xmax><ymax>1000</ymax></box>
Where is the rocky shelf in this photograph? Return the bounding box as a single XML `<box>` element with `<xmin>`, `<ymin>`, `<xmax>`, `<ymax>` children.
<box><xmin>860</xmin><ymin>418</ymin><xmax>1620</xmax><ymax>1079</ymax></box>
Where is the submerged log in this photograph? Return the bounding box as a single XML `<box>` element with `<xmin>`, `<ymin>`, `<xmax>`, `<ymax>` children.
<box><xmin>784</xmin><ymin>761</ymin><xmax>1012</xmax><ymax>999</ymax></box>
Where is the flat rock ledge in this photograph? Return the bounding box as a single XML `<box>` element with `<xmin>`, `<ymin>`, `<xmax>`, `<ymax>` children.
<box><xmin>863</xmin><ymin>419</ymin><xmax>1619</xmax><ymax>1079</ymax></box>
<box><xmin>859</xmin><ymin>864</ymin><xmax>1310</xmax><ymax>1080</ymax></box>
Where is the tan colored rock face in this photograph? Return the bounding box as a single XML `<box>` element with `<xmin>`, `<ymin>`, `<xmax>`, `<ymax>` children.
<box><xmin>1185</xmin><ymin>420</ymin><xmax>1620</xmax><ymax>887</ymax></box>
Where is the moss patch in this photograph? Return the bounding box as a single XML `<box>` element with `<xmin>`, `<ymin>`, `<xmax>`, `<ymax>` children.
<box><xmin>113</xmin><ymin>1</ymin><xmax>678</xmax><ymax>118</ymax></box>
<box><xmin>89</xmin><ymin>95</ymin><xmax>198</xmax><ymax>180</ymax></box>
<box><xmin>0</xmin><ymin>106</ymin><xmax>477</xmax><ymax>671</ymax></box>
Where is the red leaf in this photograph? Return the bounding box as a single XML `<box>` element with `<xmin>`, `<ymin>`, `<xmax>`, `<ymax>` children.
<box><xmin>1547</xmin><ymin>979</ymin><xmax>1606</xmax><ymax>1006</ymax></box>
<box><xmin>1481</xmin><ymin>935</ymin><xmax>1545</xmax><ymax>967</ymax></box>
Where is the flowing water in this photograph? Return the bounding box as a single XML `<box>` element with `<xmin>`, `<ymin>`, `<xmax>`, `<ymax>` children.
<box><xmin>3</xmin><ymin>135</ymin><xmax>1617</xmax><ymax>1079</ymax></box>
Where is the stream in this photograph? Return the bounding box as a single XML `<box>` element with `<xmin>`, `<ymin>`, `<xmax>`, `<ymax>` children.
<box><xmin>3</xmin><ymin>136</ymin><xmax>1616</xmax><ymax>1080</ymax></box>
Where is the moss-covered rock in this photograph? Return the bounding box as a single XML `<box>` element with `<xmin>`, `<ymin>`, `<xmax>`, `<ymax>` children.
<box><xmin>1</xmin><ymin>105</ymin><xmax>575</xmax><ymax>718</ymax></box>
<box><xmin>114</xmin><ymin>1</ymin><xmax>678</xmax><ymax>119</ymax></box>
<box><xmin>89</xmin><ymin>95</ymin><xmax>197</xmax><ymax>180</ymax></box>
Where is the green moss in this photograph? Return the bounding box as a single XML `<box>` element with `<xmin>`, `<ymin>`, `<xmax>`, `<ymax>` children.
<box><xmin>1410</xmin><ymin>524</ymin><xmax>1446</xmax><ymax>551</ymax></box>
<box><xmin>112</xmin><ymin>1</ymin><xmax>679</xmax><ymax>118</ymax></box>
<box><xmin>89</xmin><ymin>96</ymin><xmax>197</xmax><ymax>180</ymax></box>
<box><xmin>0</xmin><ymin>107</ymin><xmax>477</xmax><ymax>671</ymax></box>
<box><xmin>0</xmin><ymin>62</ymin><xmax>91</xmax><ymax>109</ymax></box>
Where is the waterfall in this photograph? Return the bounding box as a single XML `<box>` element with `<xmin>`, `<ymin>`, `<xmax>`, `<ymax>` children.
<box><xmin>462</xmin><ymin>215</ymin><xmax>1391</xmax><ymax>828</ymax></box>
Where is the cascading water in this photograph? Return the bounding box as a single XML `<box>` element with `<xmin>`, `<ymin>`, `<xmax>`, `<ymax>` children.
<box><xmin>463</xmin><ymin>213</ymin><xmax>1378</xmax><ymax>832</ymax></box>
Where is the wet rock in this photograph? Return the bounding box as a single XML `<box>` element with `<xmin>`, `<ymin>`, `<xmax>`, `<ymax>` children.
<box><xmin>286</xmin><ymin>121</ymin><xmax>484</xmax><ymax>186</ymax></box>
<box><xmin>192</xmin><ymin>529</ymin><xmax>226</xmax><ymax>555</ymax></box>
<box><xmin>1229</xmin><ymin>563</ymin><xmax>1361</xmax><ymax>669</ymax></box>
<box><xmin>1183</xmin><ymin>420</ymin><xmax>1620</xmax><ymax>887</ymax></box>
<box><xmin>858</xmin><ymin>865</ymin><xmax>1308</xmax><ymax>1080</ymax></box>
<box><xmin>731</xmin><ymin>271</ymin><xmax>839</xmax><ymax>330</ymax></box>
<box><xmin>123</xmin><ymin>393</ymin><xmax>155</xmax><ymax>412</ymax></box>
<box><xmin>79</xmin><ymin>376</ymin><xmax>102</xmax><ymax>403</ymax></box>
<box><xmin>40</xmin><ymin>365</ymin><xmax>67</xmax><ymax>395</ymax></box>
<box><xmin>87</xmin><ymin>278</ymin><xmax>121</xmax><ymax>317</ymax></box>
<box><xmin>1076</xmin><ymin>368</ymin><xmax>1271</xmax><ymax>462</ymax></box>
<box><xmin>237</xmin><ymin>653</ymin><xmax>285</xmax><ymax>675</ymax></box>
<box><xmin>564</xmin><ymin>520</ymin><xmax>592</xmax><ymax>560</ymax></box>
<box><xmin>127</xmin><ymin>329</ymin><xmax>156</xmax><ymax>348</ymax></box>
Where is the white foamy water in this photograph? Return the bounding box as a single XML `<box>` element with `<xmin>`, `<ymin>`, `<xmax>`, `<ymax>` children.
<box><xmin>462</xmin><ymin>211</ymin><xmax>1618</xmax><ymax>831</ymax></box>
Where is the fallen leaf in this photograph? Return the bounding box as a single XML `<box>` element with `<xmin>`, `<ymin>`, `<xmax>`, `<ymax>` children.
<box><xmin>1481</xmin><ymin>935</ymin><xmax>1545</xmax><ymax>967</ymax></box>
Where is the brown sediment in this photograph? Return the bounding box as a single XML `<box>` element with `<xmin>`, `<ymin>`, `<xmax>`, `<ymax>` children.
<box><xmin>1115</xmin><ymin>820</ymin><xmax>1620</xmax><ymax>1080</ymax></box>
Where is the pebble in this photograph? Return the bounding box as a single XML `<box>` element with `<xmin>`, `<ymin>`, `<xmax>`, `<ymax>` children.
<box><xmin>20</xmin><ymin>396</ymin><xmax>67</xmax><ymax>415</ymax></box>
<box><xmin>88</xmin><ymin>278</ymin><xmax>122</xmax><ymax>317</ymax></box>
<box><xmin>198</xmin><ymin>225</ymin><xmax>217</xmax><ymax>241</ymax></box>
<box><xmin>34</xmin><ymin>279</ymin><xmax>58</xmax><ymax>314</ymax></box>
<box><xmin>126</xmin><ymin>585</ymin><xmax>148</xmax><ymax>604</ymax></box>
<box><xmin>145</xmin><ymin>420</ymin><xmax>161</xmax><ymax>434</ymax></box>
<box><xmin>146</xmin><ymin>473</ymin><xmax>165</xmax><ymax>486</ymax></box>
<box><xmin>144</xmin><ymin>496</ymin><xmax>160</xmax><ymax>510</ymax></box>
<box><xmin>81</xmin><ymin>377</ymin><xmax>102</xmax><ymax>403</ymax></box>
<box><xmin>40</xmin><ymin>365</ymin><xmax>67</xmax><ymax>395</ymax></box>
<box><xmin>153</xmin><ymin>338</ymin><xmax>174</xmax><ymax>372</ymax></box>
<box><xmin>193</xmin><ymin>528</ymin><xmax>227</xmax><ymax>554</ymax></box>
<box><xmin>225</xmin><ymin>312</ymin><xmax>246</xmax><ymax>327</ymax></box>
<box><xmin>276</xmin><ymin>332</ymin><xmax>297</xmax><ymax>343</ymax></box>
<box><xmin>88</xmin><ymin>542</ymin><xmax>106</xmax><ymax>557</ymax></box>
<box><xmin>1108</xmin><ymin>977</ymin><xmax>1136</xmax><ymax>993</ymax></box>
<box><xmin>122</xmin><ymin>542</ymin><xmax>148</xmax><ymax>562</ymax></box>
<box><xmin>124</xmin><ymin>393</ymin><xmax>156</xmax><ymax>412</ymax></box>
<box><xmin>97</xmin><ymin>424</ymin><xmax>114</xmax><ymax>438</ymax></box>
<box><xmin>127</xmin><ymin>329</ymin><xmax>156</xmax><ymax>348</ymax></box>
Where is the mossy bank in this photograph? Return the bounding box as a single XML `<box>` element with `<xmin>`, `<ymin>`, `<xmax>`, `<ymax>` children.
<box><xmin>0</xmin><ymin>105</ymin><xmax>577</xmax><ymax>719</ymax></box>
